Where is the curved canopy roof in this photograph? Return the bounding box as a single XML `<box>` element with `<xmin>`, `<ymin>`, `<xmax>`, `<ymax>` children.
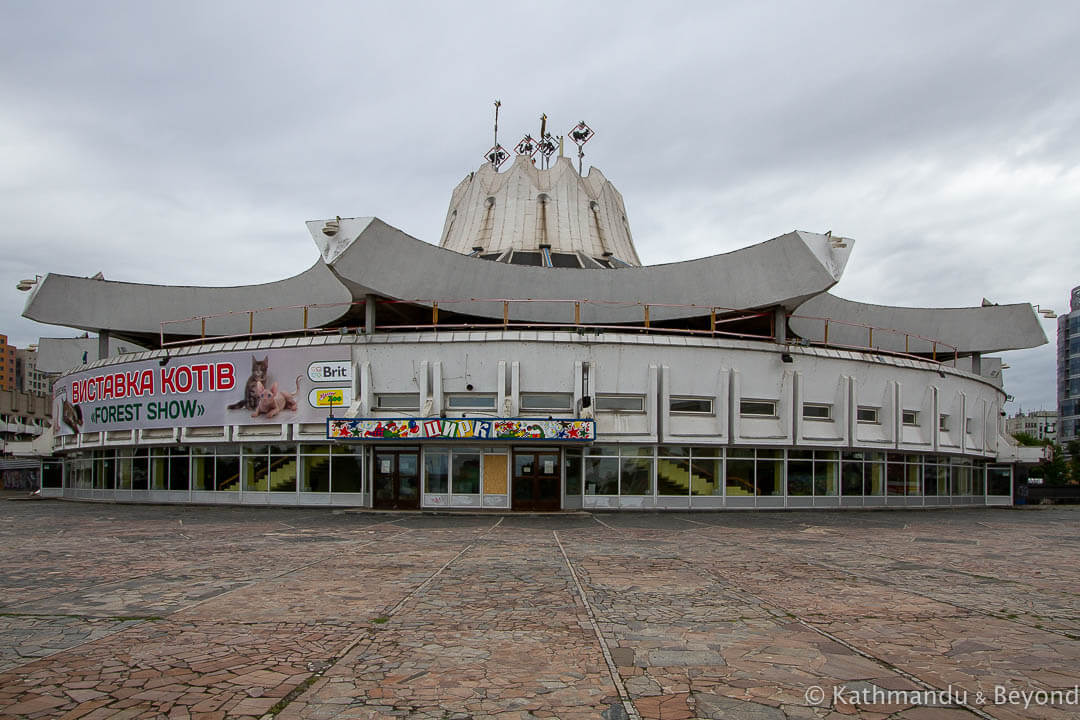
<box><xmin>22</xmin><ymin>261</ymin><xmax>352</xmax><ymax>346</ymax></box>
<box><xmin>312</xmin><ymin>217</ymin><xmax>852</xmax><ymax>324</ymax></box>
<box><xmin>791</xmin><ymin>293</ymin><xmax>1047</xmax><ymax>354</ymax></box>
<box><xmin>19</xmin><ymin>160</ymin><xmax>1045</xmax><ymax>357</ymax></box>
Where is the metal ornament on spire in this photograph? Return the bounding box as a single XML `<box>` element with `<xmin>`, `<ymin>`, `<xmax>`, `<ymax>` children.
<box><xmin>569</xmin><ymin>121</ymin><xmax>594</xmax><ymax>174</ymax></box>
<box><xmin>485</xmin><ymin>100</ymin><xmax>509</xmax><ymax>169</ymax></box>
<box><xmin>515</xmin><ymin>135</ymin><xmax>539</xmax><ymax>159</ymax></box>
<box><xmin>537</xmin><ymin>133</ymin><xmax>557</xmax><ymax>166</ymax></box>
<box><xmin>484</xmin><ymin>144</ymin><xmax>509</xmax><ymax>169</ymax></box>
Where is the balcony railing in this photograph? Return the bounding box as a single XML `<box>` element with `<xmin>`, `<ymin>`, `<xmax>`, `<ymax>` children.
<box><xmin>158</xmin><ymin>297</ymin><xmax>959</xmax><ymax>365</ymax></box>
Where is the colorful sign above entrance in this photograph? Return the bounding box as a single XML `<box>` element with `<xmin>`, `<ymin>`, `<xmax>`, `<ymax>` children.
<box><xmin>328</xmin><ymin>418</ymin><xmax>595</xmax><ymax>442</ymax></box>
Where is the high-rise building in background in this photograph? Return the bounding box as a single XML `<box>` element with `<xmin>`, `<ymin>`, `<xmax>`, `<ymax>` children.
<box><xmin>0</xmin><ymin>334</ymin><xmax>15</xmax><ymax>392</ymax></box>
<box><xmin>1058</xmin><ymin>286</ymin><xmax>1080</xmax><ymax>445</ymax></box>
<box><xmin>15</xmin><ymin>348</ymin><xmax>52</xmax><ymax>396</ymax></box>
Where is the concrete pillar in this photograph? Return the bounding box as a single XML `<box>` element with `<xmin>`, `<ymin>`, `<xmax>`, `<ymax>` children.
<box><xmin>970</xmin><ymin>352</ymin><xmax>982</xmax><ymax>376</ymax></box>
<box><xmin>364</xmin><ymin>295</ymin><xmax>376</xmax><ymax>334</ymax></box>
<box><xmin>97</xmin><ymin>331</ymin><xmax>109</xmax><ymax>361</ymax></box>
<box><xmin>773</xmin><ymin>307</ymin><xmax>787</xmax><ymax>344</ymax></box>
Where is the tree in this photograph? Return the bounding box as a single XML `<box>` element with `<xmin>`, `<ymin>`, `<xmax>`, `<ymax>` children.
<box><xmin>1068</xmin><ymin>440</ymin><xmax>1080</xmax><ymax>484</ymax></box>
<box><xmin>1011</xmin><ymin>432</ymin><xmax>1047</xmax><ymax>447</ymax></box>
<box><xmin>1029</xmin><ymin>443</ymin><xmax>1069</xmax><ymax>486</ymax></box>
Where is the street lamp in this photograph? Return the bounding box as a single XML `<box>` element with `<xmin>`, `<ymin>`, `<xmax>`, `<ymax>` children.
<box><xmin>16</xmin><ymin>275</ymin><xmax>41</xmax><ymax>292</ymax></box>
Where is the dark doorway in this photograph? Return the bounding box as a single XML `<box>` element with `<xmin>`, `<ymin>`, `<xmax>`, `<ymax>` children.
<box><xmin>373</xmin><ymin>448</ymin><xmax>420</xmax><ymax>509</ymax></box>
<box><xmin>512</xmin><ymin>449</ymin><xmax>561</xmax><ymax>511</ymax></box>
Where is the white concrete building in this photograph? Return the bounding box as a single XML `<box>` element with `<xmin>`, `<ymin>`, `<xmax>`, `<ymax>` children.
<box><xmin>20</xmin><ymin>149</ymin><xmax>1047</xmax><ymax>509</ymax></box>
<box><xmin>1005</xmin><ymin>410</ymin><xmax>1057</xmax><ymax>443</ymax></box>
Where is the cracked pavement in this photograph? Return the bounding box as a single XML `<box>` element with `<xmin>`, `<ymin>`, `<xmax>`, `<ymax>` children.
<box><xmin>0</xmin><ymin>500</ymin><xmax>1077</xmax><ymax>719</ymax></box>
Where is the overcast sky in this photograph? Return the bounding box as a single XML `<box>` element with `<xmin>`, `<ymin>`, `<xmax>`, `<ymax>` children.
<box><xmin>2</xmin><ymin>1</ymin><xmax>1077</xmax><ymax>412</ymax></box>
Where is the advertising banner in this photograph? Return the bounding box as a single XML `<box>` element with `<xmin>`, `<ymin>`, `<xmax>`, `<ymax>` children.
<box><xmin>54</xmin><ymin>347</ymin><xmax>352</xmax><ymax>436</ymax></box>
<box><xmin>328</xmin><ymin>418</ymin><xmax>595</xmax><ymax>442</ymax></box>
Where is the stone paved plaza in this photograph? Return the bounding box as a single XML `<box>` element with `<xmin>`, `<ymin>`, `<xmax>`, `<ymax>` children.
<box><xmin>0</xmin><ymin>500</ymin><xmax>1077</xmax><ymax>719</ymax></box>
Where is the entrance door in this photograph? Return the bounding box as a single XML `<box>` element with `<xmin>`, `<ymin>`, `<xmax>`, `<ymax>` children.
<box><xmin>373</xmin><ymin>449</ymin><xmax>420</xmax><ymax>509</ymax></box>
<box><xmin>512</xmin><ymin>450</ymin><xmax>561</xmax><ymax>511</ymax></box>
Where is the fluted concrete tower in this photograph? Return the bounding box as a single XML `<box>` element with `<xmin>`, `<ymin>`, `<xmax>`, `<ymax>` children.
<box><xmin>438</xmin><ymin>154</ymin><xmax>642</xmax><ymax>268</ymax></box>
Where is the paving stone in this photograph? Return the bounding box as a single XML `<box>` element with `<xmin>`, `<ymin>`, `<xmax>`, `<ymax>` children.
<box><xmin>0</xmin><ymin>503</ymin><xmax>1077</xmax><ymax>718</ymax></box>
<box><xmin>692</xmin><ymin>692</ymin><xmax>787</xmax><ymax>719</ymax></box>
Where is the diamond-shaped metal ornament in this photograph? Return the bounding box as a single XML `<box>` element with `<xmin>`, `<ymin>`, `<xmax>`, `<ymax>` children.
<box><xmin>537</xmin><ymin>133</ymin><xmax>557</xmax><ymax>158</ymax></box>
<box><xmin>569</xmin><ymin>121</ymin><xmax>593</xmax><ymax>146</ymax></box>
<box><xmin>515</xmin><ymin>135</ymin><xmax>539</xmax><ymax>157</ymax></box>
<box><xmin>484</xmin><ymin>144</ymin><xmax>509</xmax><ymax>169</ymax></box>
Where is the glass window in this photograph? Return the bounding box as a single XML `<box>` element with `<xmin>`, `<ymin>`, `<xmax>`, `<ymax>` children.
<box><xmin>42</xmin><ymin>461</ymin><xmax>63</xmax><ymax>488</ymax></box>
<box><xmin>690</xmin><ymin>457</ymin><xmax>721</xmax><ymax>496</ymax></box>
<box><xmin>584</xmin><ymin>456</ymin><xmax>619</xmax><ymax>495</ymax></box>
<box><xmin>269</xmin><ymin>445</ymin><xmax>296</xmax><ymax>492</ymax></box>
<box><xmin>243</xmin><ymin>445</ymin><xmax>268</xmax><ymax>492</ymax></box>
<box><xmin>424</xmin><ymin>449</ymin><xmax>449</xmax><ymax>493</ymax></box>
<box><xmin>131</xmin><ymin>448</ymin><xmax>149</xmax><ymax>490</ymax></box>
<box><xmin>97</xmin><ymin>451</ymin><xmax>115</xmax><ymax>490</ymax></box>
<box><xmin>621</xmin><ymin>446</ymin><xmax>653</xmax><ymax>457</ymax></box>
<box><xmin>150</xmin><ymin>448</ymin><xmax>169</xmax><ymax>490</ymax></box>
<box><xmin>857</xmin><ymin>406</ymin><xmax>879</xmax><ymax>424</ymax></box>
<box><xmin>520</xmin><ymin>393</ymin><xmax>572</xmax><ymax>411</ymax></box>
<box><xmin>802</xmin><ymin>403</ymin><xmax>832</xmax><ymax>421</ymax></box>
<box><xmin>726</xmin><ymin>451</ymin><xmax>754</xmax><ymax>496</ymax></box>
<box><xmin>972</xmin><ymin>466</ymin><xmax>985</xmax><ymax>495</ymax></box>
<box><xmin>788</xmin><ymin>454</ymin><xmax>813</xmax><ymax>496</ymax></box>
<box><xmin>902</xmin><ymin>410</ymin><xmax>919</xmax><ymax>426</ymax></box>
<box><xmin>887</xmin><ymin>453</ymin><xmax>905</xmax><ymax>495</ymax></box>
<box><xmin>841</xmin><ymin>455</ymin><xmax>863</xmax><ymax>496</ymax></box>
<box><xmin>620</xmin><ymin>457</ymin><xmax>652</xmax><ymax>495</ymax></box>
<box><xmin>215</xmin><ymin>452</ymin><xmax>240</xmax><ymax>492</ymax></box>
<box><xmin>452</xmin><ymin>452</ymin><xmax>481</xmax><ymax>494</ymax></box>
<box><xmin>924</xmin><ymin>463</ymin><xmax>938</xmax><ymax>496</ymax></box>
<box><xmin>658</xmin><ymin>445</ymin><xmax>689</xmax><ymax>457</ymax></box>
<box><xmin>301</xmin><ymin>452</ymin><xmax>331</xmax><ymax>492</ymax></box>
<box><xmin>740</xmin><ymin>400</ymin><xmax>776</xmax><ymax>417</ymax></box>
<box><xmin>987</xmin><ymin>465</ymin><xmax>1011</xmax><ymax>495</ymax></box>
<box><xmin>814</xmin><ymin>451</ymin><xmax>839</xmax><ymax>496</ymax></box>
<box><xmin>965</xmin><ymin>418</ymin><xmax>974</xmax><ymax>434</ymax></box>
<box><xmin>377</xmin><ymin>393</ymin><xmax>420</xmax><ymax>410</ymax></box>
<box><xmin>564</xmin><ymin>448</ymin><xmax>582</xmax><ymax>495</ymax></box>
<box><xmin>332</xmin><ymin>447</ymin><xmax>364</xmax><ymax>493</ymax></box>
<box><xmin>904</xmin><ymin>459</ymin><xmax>921</xmax><ymax>496</ymax></box>
<box><xmin>446</xmin><ymin>394</ymin><xmax>496</xmax><ymax>410</ymax></box>
<box><xmin>935</xmin><ymin>463</ymin><xmax>950</xmax><ymax>496</ymax></box>
<box><xmin>658</xmin><ymin>456</ymin><xmax>690</xmax><ymax>495</ymax></box>
<box><xmin>191</xmin><ymin>448</ymin><xmax>214</xmax><ymax>491</ymax></box>
<box><xmin>670</xmin><ymin>396</ymin><xmax>713</xmax><ymax>414</ymax></box>
<box><xmin>939</xmin><ymin>414</ymin><xmax>950</xmax><ymax>432</ymax></box>
<box><xmin>169</xmin><ymin>447</ymin><xmax>189</xmax><ymax>491</ymax></box>
<box><xmin>596</xmin><ymin>395</ymin><xmax>645</xmax><ymax>412</ymax></box>
<box><xmin>755</xmin><ymin>450</ymin><xmax>783</xmax><ymax>496</ymax></box>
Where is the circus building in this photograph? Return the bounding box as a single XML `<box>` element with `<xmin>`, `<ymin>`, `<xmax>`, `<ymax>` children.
<box><xmin>20</xmin><ymin>120</ymin><xmax>1047</xmax><ymax>510</ymax></box>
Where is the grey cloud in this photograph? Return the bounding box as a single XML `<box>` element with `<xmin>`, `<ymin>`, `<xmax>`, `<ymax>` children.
<box><xmin>2</xmin><ymin>0</ymin><xmax>1078</xmax><ymax>411</ymax></box>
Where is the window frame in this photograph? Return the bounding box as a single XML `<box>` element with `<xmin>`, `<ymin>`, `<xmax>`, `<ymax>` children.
<box><xmin>445</xmin><ymin>393</ymin><xmax>498</xmax><ymax>411</ymax></box>
<box><xmin>902</xmin><ymin>409</ymin><xmax>919</xmax><ymax>427</ymax></box>
<box><xmin>520</xmin><ymin>392</ymin><xmax>573</xmax><ymax>412</ymax></box>
<box><xmin>375</xmin><ymin>392</ymin><xmax>421</xmax><ymax>410</ymax></box>
<box><xmin>802</xmin><ymin>403</ymin><xmax>832</xmax><ymax>421</ymax></box>
<box><xmin>856</xmin><ymin>406</ymin><xmax>880</xmax><ymax>424</ymax></box>
<box><xmin>739</xmin><ymin>399</ymin><xmax>778</xmax><ymax>418</ymax></box>
<box><xmin>595</xmin><ymin>394</ymin><xmax>646</xmax><ymax>413</ymax></box>
<box><xmin>669</xmin><ymin>395</ymin><xmax>714</xmax><ymax>415</ymax></box>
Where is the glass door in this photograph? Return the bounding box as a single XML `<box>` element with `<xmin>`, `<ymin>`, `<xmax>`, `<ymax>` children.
<box><xmin>512</xmin><ymin>449</ymin><xmax>561</xmax><ymax>511</ymax></box>
<box><xmin>373</xmin><ymin>448</ymin><xmax>420</xmax><ymax>509</ymax></box>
